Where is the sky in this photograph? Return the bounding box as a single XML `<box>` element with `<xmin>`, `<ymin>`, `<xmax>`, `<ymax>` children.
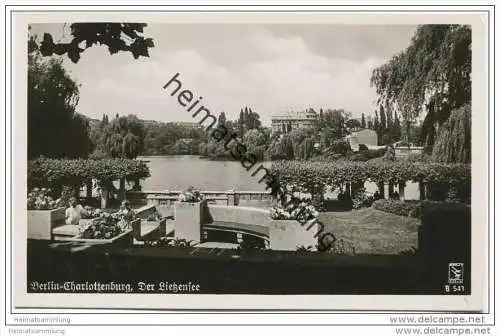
<box><xmin>30</xmin><ymin>23</ymin><xmax>417</xmax><ymax>126</ymax></box>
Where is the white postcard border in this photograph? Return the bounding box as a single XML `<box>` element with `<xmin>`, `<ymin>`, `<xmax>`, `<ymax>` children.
<box><xmin>4</xmin><ymin>6</ymin><xmax>492</xmax><ymax>316</ymax></box>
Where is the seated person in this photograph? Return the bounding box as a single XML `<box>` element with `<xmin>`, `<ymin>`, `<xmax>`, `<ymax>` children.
<box><xmin>65</xmin><ymin>197</ymin><xmax>87</xmax><ymax>225</ymax></box>
<box><xmin>117</xmin><ymin>200</ymin><xmax>136</xmax><ymax>230</ymax></box>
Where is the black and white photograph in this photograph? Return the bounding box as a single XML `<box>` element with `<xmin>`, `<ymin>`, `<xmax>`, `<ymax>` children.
<box><xmin>4</xmin><ymin>8</ymin><xmax>491</xmax><ymax>315</ymax></box>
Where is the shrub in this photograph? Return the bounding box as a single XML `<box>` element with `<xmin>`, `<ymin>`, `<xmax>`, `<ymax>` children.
<box><xmin>27</xmin><ymin>187</ymin><xmax>62</xmax><ymax>210</ymax></box>
<box><xmin>270</xmin><ymin>160</ymin><xmax>471</xmax><ymax>196</ymax></box>
<box><xmin>372</xmin><ymin>199</ymin><xmax>422</xmax><ymax>218</ymax></box>
<box><xmin>352</xmin><ymin>188</ymin><xmax>375</xmax><ymax>209</ymax></box>
<box><xmin>406</xmin><ymin>152</ymin><xmax>433</xmax><ymax>163</ymax></box>
<box><xmin>28</xmin><ymin>157</ymin><xmax>150</xmax><ymax>189</ymax></box>
<box><xmin>311</xmin><ymin>153</ymin><xmax>345</xmax><ymax>162</ymax></box>
<box><xmin>358</xmin><ymin>144</ymin><xmax>369</xmax><ymax>151</ymax></box>
<box><xmin>350</xmin><ymin>153</ymin><xmax>370</xmax><ymax>162</ymax></box>
<box><xmin>330</xmin><ymin>139</ymin><xmax>352</xmax><ymax>155</ymax></box>
<box><xmin>59</xmin><ymin>185</ymin><xmax>78</xmax><ymax>208</ymax></box>
<box><xmin>178</xmin><ymin>186</ymin><xmax>203</xmax><ymax>202</ymax></box>
<box><xmin>325</xmin><ymin>238</ymin><xmax>356</xmax><ymax>255</ymax></box>
<box><xmin>349</xmin><ymin>148</ymin><xmax>386</xmax><ymax>161</ymax></box>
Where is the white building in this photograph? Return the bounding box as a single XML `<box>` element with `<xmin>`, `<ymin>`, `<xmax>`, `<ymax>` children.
<box><xmin>271</xmin><ymin>110</ymin><xmax>317</xmax><ymax>133</ymax></box>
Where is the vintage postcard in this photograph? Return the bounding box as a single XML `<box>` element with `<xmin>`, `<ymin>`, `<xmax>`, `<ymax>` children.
<box><xmin>5</xmin><ymin>9</ymin><xmax>490</xmax><ymax>312</ymax></box>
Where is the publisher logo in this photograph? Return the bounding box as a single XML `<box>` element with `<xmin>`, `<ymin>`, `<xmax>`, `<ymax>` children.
<box><xmin>448</xmin><ymin>263</ymin><xmax>464</xmax><ymax>284</ymax></box>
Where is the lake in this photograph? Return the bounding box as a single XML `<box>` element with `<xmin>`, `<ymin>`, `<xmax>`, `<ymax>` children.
<box><xmin>138</xmin><ymin>155</ymin><xmax>271</xmax><ymax>192</ymax></box>
<box><xmin>137</xmin><ymin>155</ymin><xmax>420</xmax><ymax>200</ymax></box>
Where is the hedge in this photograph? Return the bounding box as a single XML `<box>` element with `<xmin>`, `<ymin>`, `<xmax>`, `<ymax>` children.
<box><xmin>270</xmin><ymin>160</ymin><xmax>471</xmax><ymax>194</ymax></box>
<box><xmin>28</xmin><ymin>157</ymin><xmax>151</xmax><ymax>188</ymax></box>
<box><xmin>372</xmin><ymin>199</ymin><xmax>422</xmax><ymax>218</ymax></box>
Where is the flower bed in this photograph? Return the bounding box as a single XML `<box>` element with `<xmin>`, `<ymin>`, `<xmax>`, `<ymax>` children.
<box><xmin>269</xmin><ymin>198</ymin><xmax>318</xmax><ymax>221</ymax></box>
<box><xmin>177</xmin><ymin>186</ymin><xmax>203</xmax><ymax>203</ymax></box>
<box><xmin>66</xmin><ymin>214</ymin><xmax>137</xmax><ymax>246</ymax></box>
<box><xmin>27</xmin><ymin>187</ymin><xmax>64</xmax><ymax>210</ymax></box>
<box><xmin>78</xmin><ymin>213</ymin><xmax>131</xmax><ymax>240</ymax></box>
<box><xmin>27</xmin><ymin>187</ymin><xmax>66</xmax><ymax>240</ymax></box>
<box><xmin>67</xmin><ymin>227</ymin><xmax>133</xmax><ymax>246</ymax></box>
<box><xmin>372</xmin><ymin>199</ymin><xmax>422</xmax><ymax>218</ymax></box>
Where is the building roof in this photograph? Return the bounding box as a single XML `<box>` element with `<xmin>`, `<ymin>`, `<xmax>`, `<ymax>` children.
<box><xmin>271</xmin><ymin>110</ymin><xmax>317</xmax><ymax>121</ymax></box>
<box><xmin>174</xmin><ymin>122</ymin><xmax>202</xmax><ymax>128</ymax></box>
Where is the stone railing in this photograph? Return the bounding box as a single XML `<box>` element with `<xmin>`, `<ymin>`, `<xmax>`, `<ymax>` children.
<box><xmin>126</xmin><ymin>190</ymin><xmax>274</xmax><ymax>207</ymax></box>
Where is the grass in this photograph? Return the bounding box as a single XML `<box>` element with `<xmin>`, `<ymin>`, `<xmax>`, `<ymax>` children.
<box><xmin>318</xmin><ymin>207</ymin><xmax>420</xmax><ymax>255</ymax></box>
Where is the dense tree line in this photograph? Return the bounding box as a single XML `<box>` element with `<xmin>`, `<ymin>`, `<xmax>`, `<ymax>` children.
<box><xmin>198</xmin><ymin>108</ymin><xmax>269</xmax><ymax>160</ymax></box>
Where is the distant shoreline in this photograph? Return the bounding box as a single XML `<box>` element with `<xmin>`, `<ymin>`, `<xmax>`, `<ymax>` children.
<box><xmin>138</xmin><ymin>154</ymin><xmax>270</xmax><ymax>163</ymax></box>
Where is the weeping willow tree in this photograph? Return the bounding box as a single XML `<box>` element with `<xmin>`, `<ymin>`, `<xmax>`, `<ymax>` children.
<box><xmin>100</xmin><ymin>114</ymin><xmax>145</xmax><ymax>159</ymax></box>
<box><xmin>432</xmin><ymin>103</ymin><xmax>471</xmax><ymax>163</ymax></box>
<box><xmin>370</xmin><ymin>25</ymin><xmax>471</xmax><ymax>160</ymax></box>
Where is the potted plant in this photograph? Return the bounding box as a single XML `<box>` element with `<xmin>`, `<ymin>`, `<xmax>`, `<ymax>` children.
<box><xmin>173</xmin><ymin>186</ymin><xmax>205</xmax><ymax>244</ymax></box>
<box><xmin>268</xmin><ymin>195</ymin><xmax>320</xmax><ymax>251</ymax></box>
<box><xmin>27</xmin><ymin>188</ymin><xmax>65</xmax><ymax>240</ymax></box>
<box><xmin>67</xmin><ymin>211</ymin><xmax>135</xmax><ymax>247</ymax></box>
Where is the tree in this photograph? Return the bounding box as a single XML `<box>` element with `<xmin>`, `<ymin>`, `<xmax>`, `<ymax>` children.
<box><xmin>29</xmin><ymin>23</ymin><xmax>154</xmax><ymax>63</ymax></box>
<box><xmin>237</xmin><ymin>106</ymin><xmax>261</xmax><ymax>133</ymax></box>
<box><xmin>247</xmin><ymin>108</ymin><xmax>262</xmax><ymax>130</ymax></box>
<box><xmin>102</xmin><ymin>114</ymin><xmax>109</xmax><ymax>125</ymax></box>
<box><xmin>361</xmin><ymin>113</ymin><xmax>366</xmax><ymax>128</ymax></box>
<box><xmin>238</xmin><ymin>109</ymin><xmax>244</xmax><ymax>135</ymax></box>
<box><xmin>101</xmin><ymin>115</ymin><xmax>145</xmax><ymax>159</ymax></box>
<box><xmin>432</xmin><ymin>104</ymin><xmax>471</xmax><ymax>163</ymax></box>
<box><xmin>373</xmin><ymin>111</ymin><xmax>380</xmax><ymax>144</ymax></box>
<box><xmin>346</xmin><ymin>118</ymin><xmax>362</xmax><ymax>131</ymax></box>
<box><xmin>379</xmin><ymin>105</ymin><xmax>387</xmax><ymax>131</ymax></box>
<box><xmin>218</xmin><ymin>111</ymin><xmax>227</xmax><ymax>126</ymax></box>
<box><xmin>266</xmin><ymin>134</ymin><xmax>294</xmax><ymax>160</ymax></box>
<box><xmin>243</xmin><ymin>129</ymin><xmax>268</xmax><ymax>161</ymax></box>
<box><xmin>28</xmin><ymin>53</ymin><xmax>92</xmax><ymax>159</ymax></box>
<box><xmin>371</xmin><ymin>24</ymin><xmax>471</xmax><ymax>153</ymax></box>
<box><xmin>392</xmin><ymin>111</ymin><xmax>402</xmax><ymax>143</ymax></box>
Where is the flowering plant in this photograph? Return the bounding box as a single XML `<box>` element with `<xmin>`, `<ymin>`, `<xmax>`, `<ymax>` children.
<box><xmin>79</xmin><ymin>211</ymin><xmax>126</xmax><ymax>239</ymax></box>
<box><xmin>352</xmin><ymin>187</ymin><xmax>375</xmax><ymax>209</ymax></box>
<box><xmin>178</xmin><ymin>186</ymin><xmax>203</xmax><ymax>203</ymax></box>
<box><xmin>146</xmin><ymin>212</ymin><xmax>163</xmax><ymax>221</ymax></box>
<box><xmin>269</xmin><ymin>197</ymin><xmax>319</xmax><ymax>221</ymax></box>
<box><xmin>27</xmin><ymin>187</ymin><xmax>63</xmax><ymax>210</ymax></box>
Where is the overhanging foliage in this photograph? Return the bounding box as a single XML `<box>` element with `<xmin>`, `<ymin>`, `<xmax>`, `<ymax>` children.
<box><xmin>270</xmin><ymin>160</ymin><xmax>471</xmax><ymax>193</ymax></box>
<box><xmin>28</xmin><ymin>158</ymin><xmax>151</xmax><ymax>188</ymax></box>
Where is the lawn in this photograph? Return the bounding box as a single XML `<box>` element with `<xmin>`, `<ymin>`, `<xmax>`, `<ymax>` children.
<box><xmin>318</xmin><ymin>207</ymin><xmax>420</xmax><ymax>255</ymax></box>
